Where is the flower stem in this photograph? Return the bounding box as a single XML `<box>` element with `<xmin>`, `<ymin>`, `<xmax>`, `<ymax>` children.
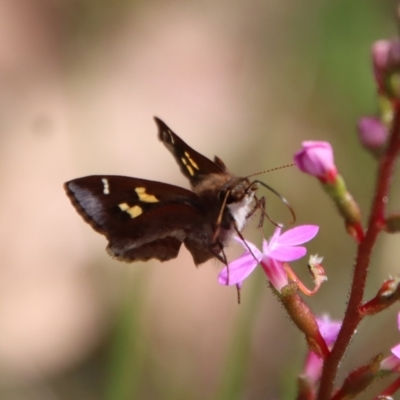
<box><xmin>376</xmin><ymin>376</ymin><xmax>400</xmax><ymax>398</ymax></box>
<box><xmin>316</xmin><ymin>100</ymin><xmax>400</xmax><ymax>399</ymax></box>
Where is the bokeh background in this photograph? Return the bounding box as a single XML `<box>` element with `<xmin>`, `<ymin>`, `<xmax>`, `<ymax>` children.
<box><xmin>0</xmin><ymin>1</ymin><xmax>399</xmax><ymax>399</ymax></box>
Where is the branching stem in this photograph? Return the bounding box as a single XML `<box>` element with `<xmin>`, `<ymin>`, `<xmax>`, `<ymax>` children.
<box><xmin>317</xmin><ymin>100</ymin><xmax>400</xmax><ymax>399</ymax></box>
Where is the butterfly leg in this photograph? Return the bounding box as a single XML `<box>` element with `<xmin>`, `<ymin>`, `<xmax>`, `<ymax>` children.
<box><xmin>236</xmin><ymin>284</ymin><xmax>241</xmax><ymax>304</ymax></box>
<box><xmin>212</xmin><ymin>225</ymin><xmax>242</xmax><ymax>303</ymax></box>
<box><xmin>209</xmin><ymin>239</ymin><xmax>228</xmax><ymax>264</ymax></box>
<box><xmin>250</xmin><ymin>195</ymin><xmax>284</xmax><ymax>228</ymax></box>
<box><xmin>208</xmin><ymin>238</ymin><xmax>232</xmax><ymax>280</ymax></box>
<box><xmin>247</xmin><ymin>195</ymin><xmax>266</xmax><ymax>228</ymax></box>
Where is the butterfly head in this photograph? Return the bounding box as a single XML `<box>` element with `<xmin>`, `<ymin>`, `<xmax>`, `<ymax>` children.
<box><xmin>218</xmin><ymin>177</ymin><xmax>258</xmax><ymax>231</ymax></box>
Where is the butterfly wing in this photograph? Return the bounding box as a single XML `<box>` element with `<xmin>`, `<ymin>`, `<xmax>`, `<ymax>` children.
<box><xmin>64</xmin><ymin>175</ymin><xmax>207</xmax><ymax>262</ymax></box>
<box><xmin>155</xmin><ymin>117</ymin><xmax>228</xmax><ymax>187</ymax></box>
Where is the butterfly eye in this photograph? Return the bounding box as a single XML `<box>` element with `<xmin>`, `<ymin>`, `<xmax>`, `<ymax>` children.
<box><xmin>247</xmin><ymin>182</ymin><xmax>258</xmax><ymax>193</ymax></box>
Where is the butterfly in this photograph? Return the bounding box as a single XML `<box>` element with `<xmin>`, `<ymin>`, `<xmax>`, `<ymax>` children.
<box><xmin>64</xmin><ymin>118</ymin><xmax>260</xmax><ymax>266</ymax></box>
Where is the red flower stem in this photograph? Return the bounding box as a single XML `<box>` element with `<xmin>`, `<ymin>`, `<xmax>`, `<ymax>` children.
<box><xmin>316</xmin><ymin>101</ymin><xmax>400</xmax><ymax>399</ymax></box>
<box><xmin>375</xmin><ymin>376</ymin><xmax>400</xmax><ymax>398</ymax></box>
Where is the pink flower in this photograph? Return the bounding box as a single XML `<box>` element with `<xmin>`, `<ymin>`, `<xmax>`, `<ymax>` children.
<box><xmin>317</xmin><ymin>315</ymin><xmax>341</xmax><ymax>347</ymax></box>
<box><xmin>380</xmin><ymin>312</ymin><xmax>400</xmax><ymax>373</ymax></box>
<box><xmin>357</xmin><ymin>116</ymin><xmax>388</xmax><ymax>150</ymax></box>
<box><xmin>218</xmin><ymin>225</ymin><xmax>319</xmax><ymax>290</ymax></box>
<box><xmin>303</xmin><ymin>315</ymin><xmax>341</xmax><ymax>384</ymax></box>
<box><xmin>372</xmin><ymin>40</ymin><xmax>400</xmax><ymax>86</ymax></box>
<box><xmin>391</xmin><ymin>312</ymin><xmax>400</xmax><ymax>359</ymax></box>
<box><xmin>372</xmin><ymin>40</ymin><xmax>393</xmax><ymax>78</ymax></box>
<box><xmin>294</xmin><ymin>141</ymin><xmax>337</xmax><ymax>183</ymax></box>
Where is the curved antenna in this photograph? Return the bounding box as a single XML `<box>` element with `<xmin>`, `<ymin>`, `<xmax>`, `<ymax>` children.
<box><xmin>250</xmin><ymin>180</ymin><xmax>296</xmax><ymax>225</ymax></box>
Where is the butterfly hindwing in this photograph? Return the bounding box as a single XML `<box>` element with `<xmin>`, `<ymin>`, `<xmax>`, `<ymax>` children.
<box><xmin>65</xmin><ymin>175</ymin><xmax>207</xmax><ymax>262</ymax></box>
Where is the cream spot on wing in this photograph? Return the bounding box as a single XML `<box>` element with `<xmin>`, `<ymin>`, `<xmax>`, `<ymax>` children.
<box><xmin>184</xmin><ymin>151</ymin><xmax>199</xmax><ymax>170</ymax></box>
<box><xmin>119</xmin><ymin>203</ymin><xmax>129</xmax><ymax>211</ymax></box>
<box><xmin>101</xmin><ymin>178</ymin><xmax>110</xmax><ymax>194</ymax></box>
<box><xmin>118</xmin><ymin>203</ymin><xmax>143</xmax><ymax>218</ymax></box>
<box><xmin>186</xmin><ymin>165</ymin><xmax>194</xmax><ymax>176</ymax></box>
<box><xmin>135</xmin><ymin>187</ymin><xmax>159</xmax><ymax>203</ymax></box>
<box><xmin>181</xmin><ymin>157</ymin><xmax>194</xmax><ymax>176</ymax></box>
<box><xmin>127</xmin><ymin>205</ymin><xmax>142</xmax><ymax>218</ymax></box>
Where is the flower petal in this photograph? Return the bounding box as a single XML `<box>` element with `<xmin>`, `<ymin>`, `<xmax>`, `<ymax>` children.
<box><xmin>267</xmin><ymin>245</ymin><xmax>307</xmax><ymax>261</ymax></box>
<box><xmin>357</xmin><ymin>116</ymin><xmax>388</xmax><ymax>149</ymax></box>
<box><xmin>317</xmin><ymin>315</ymin><xmax>342</xmax><ymax>346</ymax></box>
<box><xmin>303</xmin><ymin>352</ymin><xmax>323</xmax><ymax>384</ymax></box>
<box><xmin>294</xmin><ymin>141</ymin><xmax>336</xmax><ymax>179</ymax></box>
<box><xmin>267</xmin><ymin>226</ymin><xmax>282</xmax><ymax>249</ymax></box>
<box><xmin>234</xmin><ymin>236</ymin><xmax>263</xmax><ymax>259</ymax></box>
<box><xmin>261</xmin><ymin>258</ymin><xmax>288</xmax><ymax>291</ymax></box>
<box><xmin>381</xmin><ymin>354</ymin><xmax>400</xmax><ymax>371</ymax></box>
<box><xmin>277</xmin><ymin>225</ymin><xmax>319</xmax><ymax>246</ymax></box>
<box><xmin>218</xmin><ymin>252</ymin><xmax>258</xmax><ymax>286</ymax></box>
<box><xmin>397</xmin><ymin>312</ymin><xmax>400</xmax><ymax>331</ymax></box>
<box><xmin>392</xmin><ymin>343</ymin><xmax>400</xmax><ymax>359</ymax></box>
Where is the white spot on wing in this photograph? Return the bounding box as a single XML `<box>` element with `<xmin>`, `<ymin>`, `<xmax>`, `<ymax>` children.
<box><xmin>102</xmin><ymin>178</ymin><xmax>110</xmax><ymax>194</ymax></box>
<box><xmin>168</xmin><ymin>130</ymin><xmax>174</xmax><ymax>144</ymax></box>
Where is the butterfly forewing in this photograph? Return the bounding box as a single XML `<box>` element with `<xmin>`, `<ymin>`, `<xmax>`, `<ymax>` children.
<box><xmin>155</xmin><ymin>117</ymin><xmax>226</xmax><ymax>187</ymax></box>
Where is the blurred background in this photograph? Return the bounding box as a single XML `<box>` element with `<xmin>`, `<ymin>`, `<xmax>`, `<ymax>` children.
<box><xmin>0</xmin><ymin>1</ymin><xmax>399</xmax><ymax>399</ymax></box>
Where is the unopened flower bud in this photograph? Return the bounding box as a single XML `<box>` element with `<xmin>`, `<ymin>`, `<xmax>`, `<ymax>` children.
<box><xmin>333</xmin><ymin>355</ymin><xmax>382</xmax><ymax>398</ymax></box>
<box><xmin>298</xmin><ymin>315</ymin><xmax>341</xmax><ymax>397</ymax></box>
<box><xmin>372</xmin><ymin>39</ymin><xmax>400</xmax><ymax>97</ymax></box>
<box><xmin>357</xmin><ymin>116</ymin><xmax>388</xmax><ymax>156</ymax></box>
<box><xmin>359</xmin><ymin>276</ymin><xmax>400</xmax><ymax>316</ymax></box>
<box><xmin>294</xmin><ymin>142</ymin><xmax>363</xmax><ymax>242</ymax></box>
<box><xmin>294</xmin><ymin>141</ymin><xmax>337</xmax><ymax>183</ymax></box>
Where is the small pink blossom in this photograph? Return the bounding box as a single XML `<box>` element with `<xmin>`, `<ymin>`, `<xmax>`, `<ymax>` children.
<box><xmin>357</xmin><ymin>116</ymin><xmax>388</xmax><ymax>150</ymax></box>
<box><xmin>317</xmin><ymin>315</ymin><xmax>341</xmax><ymax>347</ymax></box>
<box><xmin>380</xmin><ymin>355</ymin><xmax>400</xmax><ymax>372</ymax></box>
<box><xmin>303</xmin><ymin>315</ymin><xmax>341</xmax><ymax>384</ymax></box>
<box><xmin>380</xmin><ymin>312</ymin><xmax>400</xmax><ymax>373</ymax></box>
<box><xmin>372</xmin><ymin>40</ymin><xmax>392</xmax><ymax>79</ymax></box>
<box><xmin>372</xmin><ymin>39</ymin><xmax>400</xmax><ymax>86</ymax></box>
<box><xmin>391</xmin><ymin>312</ymin><xmax>400</xmax><ymax>359</ymax></box>
<box><xmin>218</xmin><ymin>225</ymin><xmax>319</xmax><ymax>290</ymax></box>
<box><xmin>294</xmin><ymin>141</ymin><xmax>337</xmax><ymax>183</ymax></box>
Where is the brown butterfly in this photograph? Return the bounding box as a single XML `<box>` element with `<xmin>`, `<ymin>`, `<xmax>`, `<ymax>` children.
<box><xmin>64</xmin><ymin>118</ymin><xmax>267</xmax><ymax>266</ymax></box>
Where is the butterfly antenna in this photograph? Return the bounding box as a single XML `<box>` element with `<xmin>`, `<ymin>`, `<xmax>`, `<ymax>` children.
<box><xmin>246</xmin><ymin>163</ymin><xmax>295</xmax><ymax>178</ymax></box>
